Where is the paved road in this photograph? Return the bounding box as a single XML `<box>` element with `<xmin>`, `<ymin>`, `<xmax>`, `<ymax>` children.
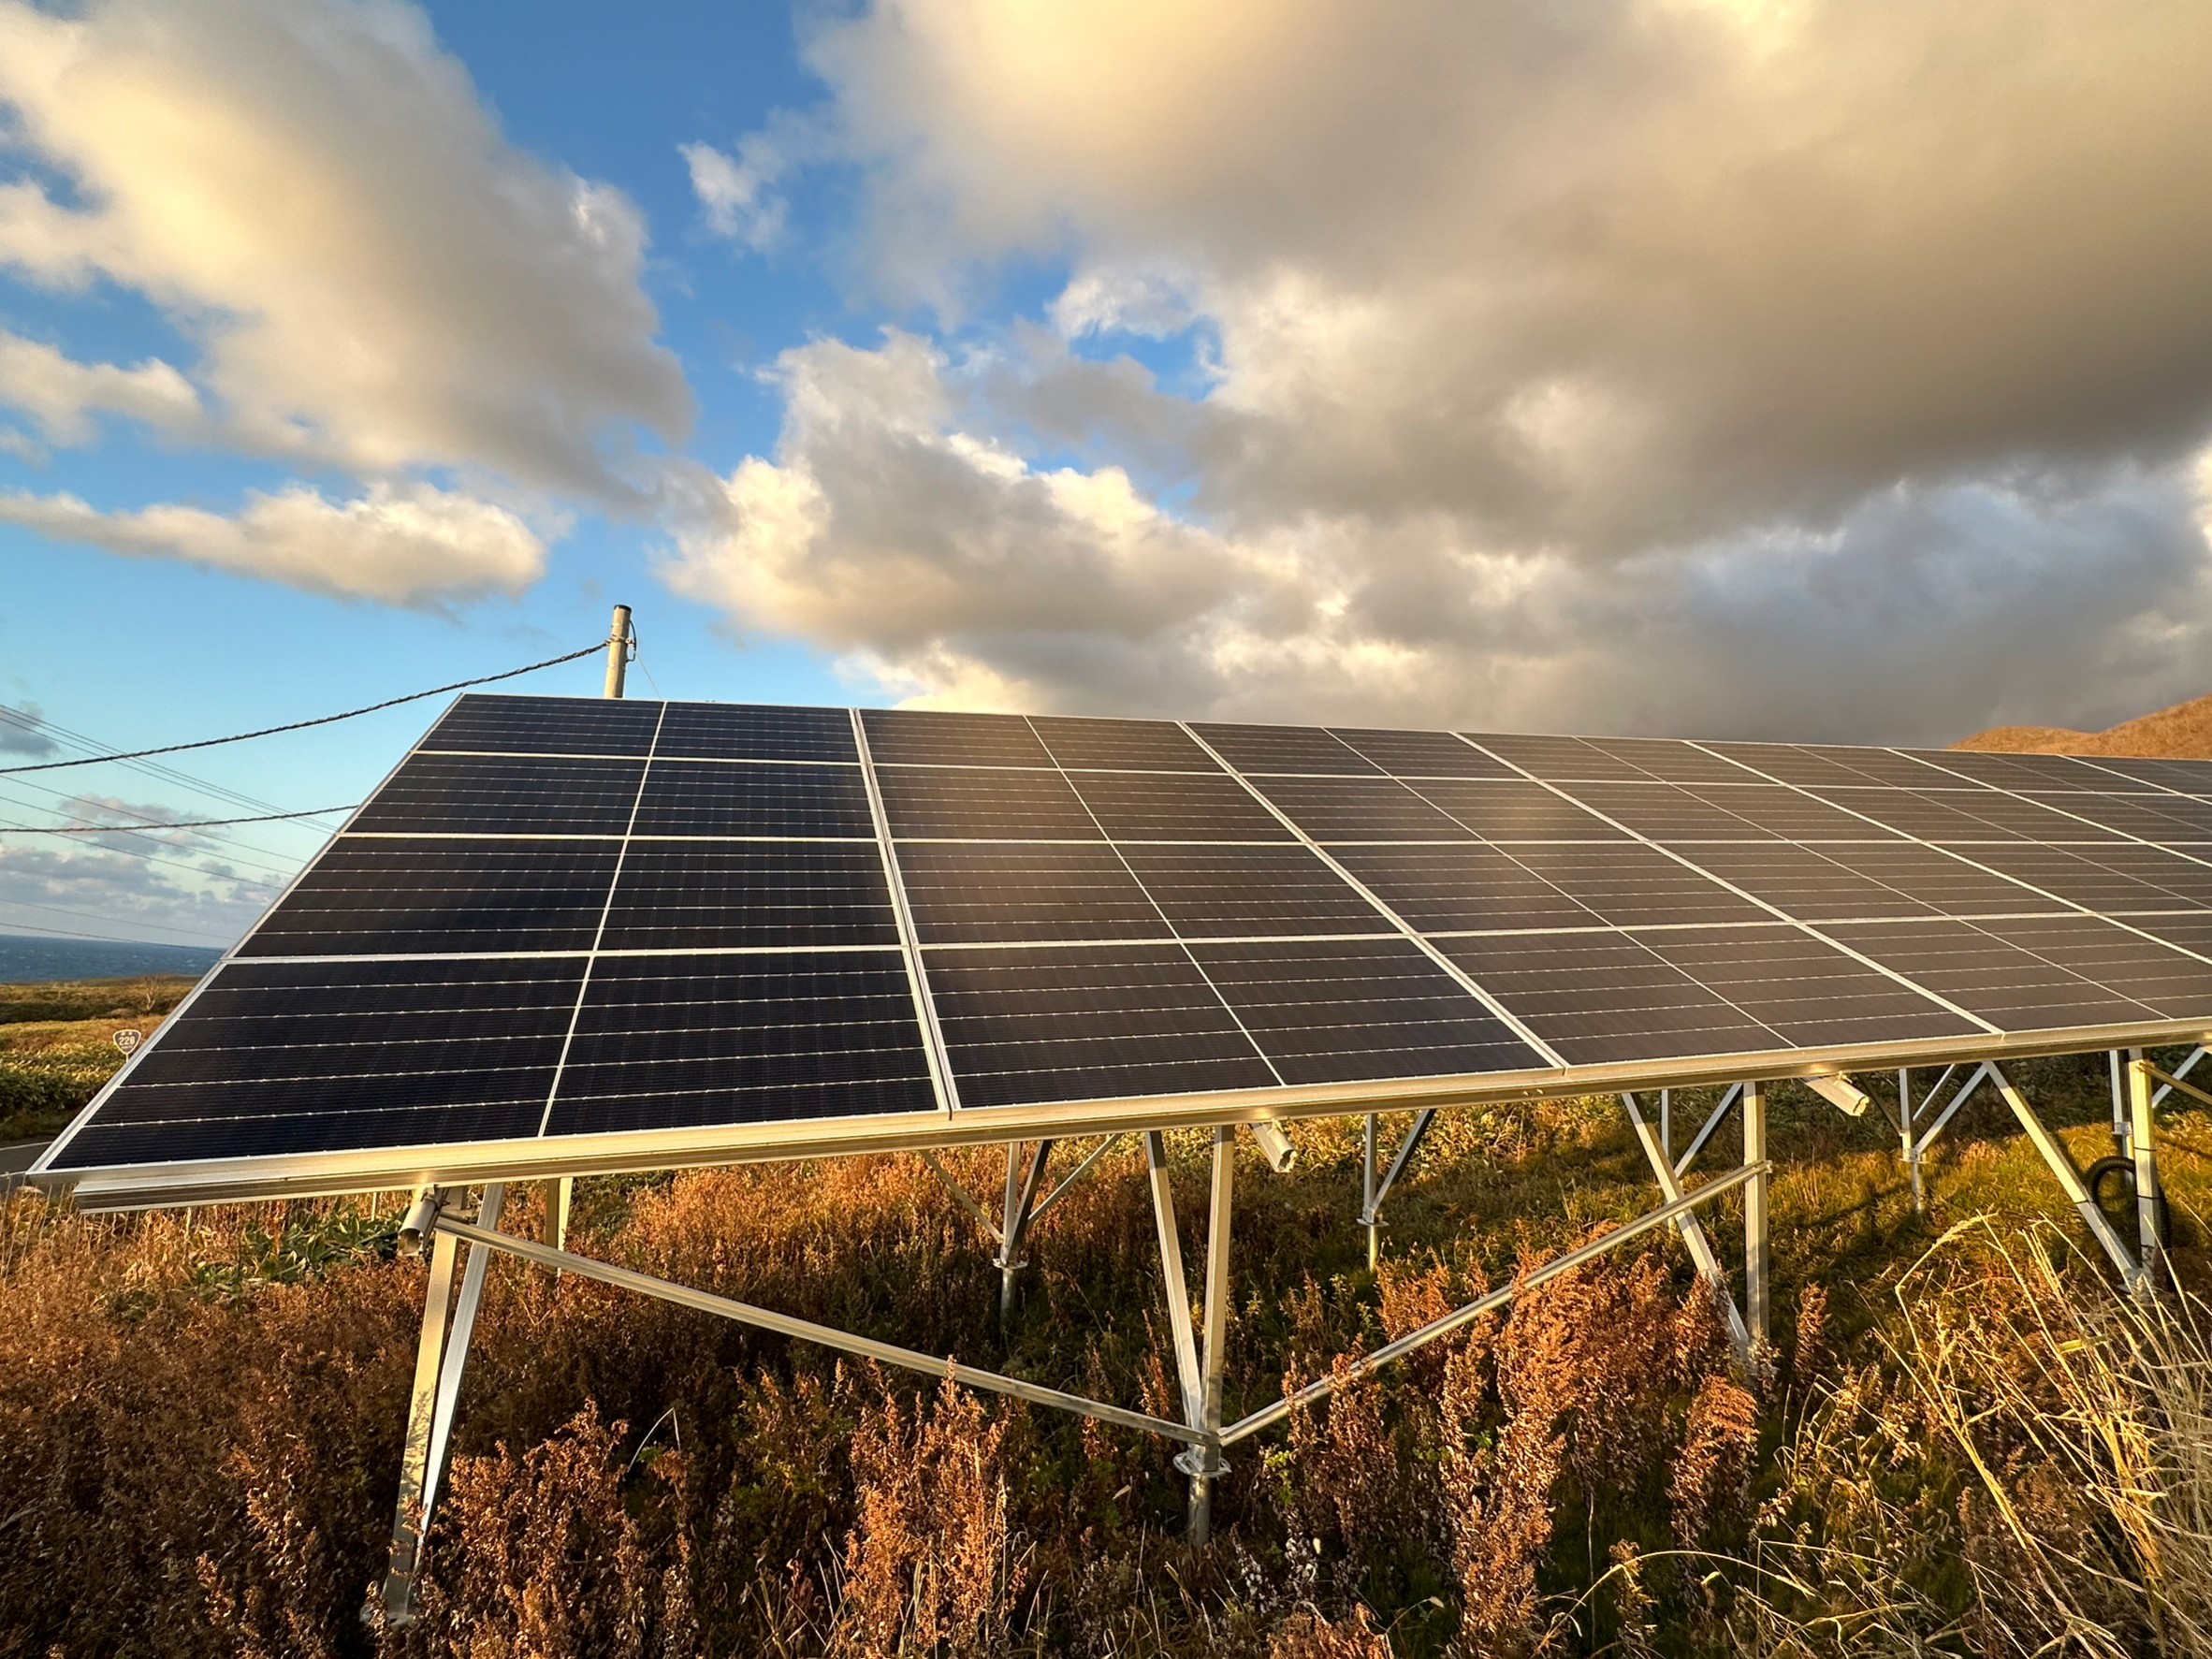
<box><xmin>1</xmin><ymin>1139</ymin><xmax>48</xmax><ymax>1186</ymax></box>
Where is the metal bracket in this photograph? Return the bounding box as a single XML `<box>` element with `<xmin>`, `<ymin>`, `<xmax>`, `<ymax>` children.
<box><xmin>1804</xmin><ymin>1072</ymin><xmax>1870</xmax><ymax>1117</ymax></box>
<box><xmin>1623</xmin><ymin>1094</ymin><xmax>1753</xmax><ymax>1363</ymax></box>
<box><xmin>1359</xmin><ymin>1108</ymin><xmax>1437</xmax><ymax>1268</ymax></box>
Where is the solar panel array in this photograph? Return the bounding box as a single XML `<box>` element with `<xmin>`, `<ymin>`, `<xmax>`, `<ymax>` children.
<box><xmin>42</xmin><ymin>694</ymin><xmax>2212</xmax><ymax>1188</ymax></box>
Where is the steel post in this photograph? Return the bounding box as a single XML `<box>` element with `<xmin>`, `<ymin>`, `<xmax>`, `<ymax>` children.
<box><xmin>1361</xmin><ymin>1113</ymin><xmax>1379</xmax><ymax>1270</ymax></box>
<box><xmin>1179</xmin><ymin>1127</ymin><xmax>1235</xmax><ymax>1546</ymax></box>
<box><xmin>1742</xmin><ymin>1081</ymin><xmax>1768</xmax><ymax>1354</ymax></box>
<box><xmin>1144</xmin><ymin>1131</ymin><xmax>1205</xmax><ymax>1423</ymax></box>
<box><xmin>380</xmin><ymin>1197</ymin><xmax>458</xmax><ymax>1624</ymax></box>
<box><xmin>1899</xmin><ymin>1068</ymin><xmax>1923</xmax><ymax>1214</ymax></box>
<box><xmin>2128</xmin><ymin>1052</ymin><xmax>2165</xmax><ymax>1293</ymax></box>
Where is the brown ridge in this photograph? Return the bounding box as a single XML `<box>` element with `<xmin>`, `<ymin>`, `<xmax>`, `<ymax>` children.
<box><xmin>1953</xmin><ymin>690</ymin><xmax>2212</xmax><ymax>759</ymax></box>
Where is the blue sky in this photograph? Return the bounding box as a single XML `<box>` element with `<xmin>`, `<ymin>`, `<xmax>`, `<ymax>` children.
<box><xmin>6</xmin><ymin>0</ymin><xmax>2212</xmax><ymax>948</ymax></box>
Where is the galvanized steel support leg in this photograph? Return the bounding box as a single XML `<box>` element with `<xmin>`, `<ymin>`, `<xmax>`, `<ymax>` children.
<box><xmin>2110</xmin><ymin>1051</ymin><xmax>2131</xmax><ymax>1152</ymax></box>
<box><xmin>1989</xmin><ymin>1065</ymin><xmax>2142</xmax><ymax>1288</ymax></box>
<box><xmin>550</xmin><ymin>1176</ymin><xmax>571</xmax><ymax>1250</ymax></box>
<box><xmin>1899</xmin><ymin>1068</ymin><xmax>1924</xmax><ymax>1214</ymax></box>
<box><xmin>1145</xmin><ymin>1131</ymin><xmax>1205</xmax><ymax>1424</ymax></box>
<box><xmin>380</xmin><ymin>1194</ymin><xmax>459</xmax><ymax>1624</ymax></box>
<box><xmin>997</xmin><ymin>1141</ymin><xmax>1053</xmax><ymax>1320</ymax></box>
<box><xmin>2128</xmin><ymin>1052</ymin><xmax>2165</xmax><ymax>1294</ymax></box>
<box><xmin>1623</xmin><ymin>1095</ymin><xmax>1752</xmax><ymax>1363</ymax></box>
<box><xmin>422</xmin><ymin>1185</ymin><xmax>503</xmax><ymax>1518</ymax></box>
<box><xmin>1361</xmin><ymin>1114</ymin><xmax>1379</xmax><ymax>1271</ymax></box>
<box><xmin>1742</xmin><ymin>1081</ymin><xmax>1768</xmax><ymax>1356</ymax></box>
<box><xmin>1178</xmin><ymin>1127</ymin><xmax>1234</xmax><ymax>1547</ymax></box>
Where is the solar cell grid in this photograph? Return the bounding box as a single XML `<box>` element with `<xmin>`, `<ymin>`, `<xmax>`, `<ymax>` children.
<box><xmin>1970</xmin><ymin>915</ymin><xmax>2212</xmax><ymax>1018</ymax></box>
<box><xmin>1119</xmin><ymin>842</ymin><xmax>1396</xmax><ymax>938</ymax></box>
<box><xmin>1030</xmin><ymin>715</ymin><xmax>1221</xmax><ymax>773</ymax></box>
<box><xmin>1805</xmin><ymin>787</ymin><xmax>2035</xmax><ymax>843</ymax></box>
<box><xmin>1629</xmin><ymin>925</ymin><xmax>1980</xmax><ymax>1047</ymax></box>
<box><xmin>1330</xmin><ymin>842</ymin><xmax>1602</xmax><ymax>934</ymax></box>
<box><xmin>598</xmin><ymin>841</ymin><xmax>902</xmax><ymax>952</ymax></box>
<box><xmin>1581</xmin><ymin>737</ymin><xmax>1762</xmax><ymax>784</ymax></box>
<box><xmin>2079</xmin><ymin>756</ymin><xmax>2212</xmax><ymax>795</ymax></box>
<box><xmin>1957</xmin><ymin>843</ymin><xmax>2212</xmax><ymax>913</ymax></box>
<box><xmin>861</xmin><ymin>708</ymin><xmax>1055</xmax><ymax>768</ymax></box>
<box><xmin>1823</xmin><ymin>919</ymin><xmax>2160</xmax><ymax>1030</ymax></box>
<box><xmin>546</xmin><ymin>951</ymin><xmax>939</xmax><ymax>1135</ymax></box>
<box><xmin>1470</xmin><ymin>732</ymin><xmax>1648</xmax><ymax>780</ymax></box>
<box><xmin>1662</xmin><ymin>841</ymin><xmax>1938</xmax><ymax>922</ymax></box>
<box><xmin>418</xmin><ymin>693</ymin><xmax>661</xmax><ymax>757</ymax></box>
<box><xmin>49</xmin><ymin>689</ymin><xmax>2212</xmax><ymax>1199</ymax></box>
<box><xmin>631</xmin><ymin>759</ymin><xmax>876</xmax><ymax>838</ymax></box>
<box><xmin>1708</xmin><ymin>743</ymin><xmax>1947</xmax><ymax>790</ymax></box>
<box><xmin>895</xmin><ymin>842</ymin><xmax>1163</xmax><ymax>943</ymax></box>
<box><xmin>1404</xmin><ymin>779</ymin><xmax>1628</xmax><ymax>841</ymax></box>
<box><xmin>46</xmin><ymin>957</ymin><xmax>588</xmax><ymax>1169</ymax></box>
<box><xmin>876</xmin><ymin>765</ymin><xmax>1103</xmax><ymax>840</ymax></box>
<box><xmin>2031</xmin><ymin>793</ymin><xmax>2212</xmax><ymax>842</ymax></box>
<box><xmin>1800</xmin><ymin>841</ymin><xmax>2058</xmax><ymax>918</ymax></box>
<box><xmin>1554</xmin><ymin>781</ymin><xmax>1777</xmax><ymax>842</ymax></box>
<box><xmin>350</xmin><ymin>753</ymin><xmax>645</xmax><ymax>837</ymax></box>
<box><xmin>1330</xmin><ymin>727</ymin><xmax>1515</xmax><ymax>778</ymax></box>
<box><xmin>1497</xmin><ymin>842</ymin><xmax>1771</xmax><ymax>927</ymax></box>
<box><xmin>1909</xmin><ymin>749</ymin><xmax>2117</xmax><ymax>792</ymax></box>
<box><xmin>1249</xmin><ymin>774</ymin><xmax>1477</xmax><ymax>842</ymax></box>
<box><xmin>1189</xmin><ymin>722</ymin><xmax>1380</xmax><ymax>776</ymax></box>
<box><xmin>1064</xmin><ymin>769</ymin><xmax>1293</xmax><ymax>842</ymax></box>
<box><xmin>238</xmin><ymin>837</ymin><xmax>619</xmax><ymax>956</ymax></box>
<box><xmin>1669</xmin><ymin>784</ymin><xmax>1903</xmax><ymax>841</ymax></box>
<box><xmin>653</xmin><ymin>701</ymin><xmax>858</xmax><ymax>763</ymax></box>
<box><xmin>1433</xmin><ymin>931</ymin><xmax>1783</xmax><ymax>1065</ymax></box>
<box><xmin>926</xmin><ymin>943</ymin><xmax>1277</xmax><ymax>1109</ymax></box>
<box><xmin>1186</xmin><ymin>936</ymin><xmax>1543</xmax><ymax>1085</ymax></box>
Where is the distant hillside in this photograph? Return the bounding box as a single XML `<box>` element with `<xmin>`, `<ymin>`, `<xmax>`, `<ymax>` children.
<box><xmin>1955</xmin><ymin>690</ymin><xmax>2212</xmax><ymax>759</ymax></box>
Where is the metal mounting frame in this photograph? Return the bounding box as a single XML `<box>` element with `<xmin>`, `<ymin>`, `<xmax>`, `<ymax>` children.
<box><xmin>364</xmin><ymin>1037</ymin><xmax>2182</xmax><ymax>1607</ymax></box>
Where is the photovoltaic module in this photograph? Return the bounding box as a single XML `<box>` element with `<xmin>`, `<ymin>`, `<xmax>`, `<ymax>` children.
<box><xmin>36</xmin><ymin>693</ymin><xmax>2212</xmax><ymax>1208</ymax></box>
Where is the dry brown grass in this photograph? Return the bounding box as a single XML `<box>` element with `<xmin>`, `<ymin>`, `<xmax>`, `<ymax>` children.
<box><xmin>1956</xmin><ymin>687</ymin><xmax>2212</xmax><ymax>757</ymax></box>
<box><xmin>5</xmin><ymin>1066</ymin><xmax>2211</xmax><ymax>1654</ymax></box>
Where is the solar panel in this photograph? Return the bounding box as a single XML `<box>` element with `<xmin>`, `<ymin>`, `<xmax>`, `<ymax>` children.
<box><xmin>39</xmin><ymin>692</ymin><xmax>2212</xmax><ymax>1208</ymax></box>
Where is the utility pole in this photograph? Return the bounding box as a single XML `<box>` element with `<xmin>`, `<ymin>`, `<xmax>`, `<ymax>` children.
<box><xmin>604</xmin><ymin>604</ymin><xmax>633</xmax><ymax>699</ymax></box>
<box><xmin>547</xmin><ymin>604</ymin><xmax>634</xmax><ymax>1256</ymax></box>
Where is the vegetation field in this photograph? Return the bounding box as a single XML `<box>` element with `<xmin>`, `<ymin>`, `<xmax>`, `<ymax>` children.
<box><xmin>4</xmin><ymin>994</ymin><xmax>2209</xmax><ymax>1655</ymax></box>
<box><xmin>0</xmin><ymin>974</ymin><xmax>196</xmax><ymax>1143</ymax></box>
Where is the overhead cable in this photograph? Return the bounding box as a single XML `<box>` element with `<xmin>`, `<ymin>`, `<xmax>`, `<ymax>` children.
<box><xmin>0</xmin><ymin>638</ymin><xmax>607</xmax><ymax>776</ymax></box>
<box><xmin>0</xmin><ymin>807</ymin><xmax>357</xmax><ymax>833</ymax></box>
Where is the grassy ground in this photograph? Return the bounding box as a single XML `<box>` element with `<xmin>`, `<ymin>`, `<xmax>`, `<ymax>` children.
<box><xmin>0</xmin><ymin>974</ymin><xmax>196</xmax><ymax>1142</ymax></box>
<box><xmin>4</xmin><ymin>1022</ymin><xmax>2207</xmax><ymax>1655</ymax></box>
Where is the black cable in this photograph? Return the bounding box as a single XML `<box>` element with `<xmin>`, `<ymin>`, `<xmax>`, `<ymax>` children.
<box><xmin>0</xmin><ymin>807</ymin><xmax>356</xmax><ymax>833</ymax></box>
<box><xmin>0</xmin><ymin>638</ymin><xmax>608</xmax><ymax>776</ymax></box>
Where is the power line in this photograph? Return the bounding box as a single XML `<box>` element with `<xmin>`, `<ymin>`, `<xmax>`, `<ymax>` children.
<box><xmin>0</xmin><ymin>776</ymin><xmax>316</xmax><ymax>877</ymax></box>
<box><xmin>0</xmin><ymin>637</ymin><xmax>607</xmax><ymax>776</ymax></box>
<box><xmin>0</xmin><ymin>806</ymin><xmax>355</xmax><ymax>834</ymax></box>
<box><xmin>0</xmin><ymin>895</ymin><xmax>236</xmax><ymax>947</ymax></box>
<box><xmin>0</xmin><ymin>918</ymin><xmax>227</xmax><ymax>950</ymax></box>
<box><xmin>0</xmin><ymin>813</ymin><xmax>281</xmax><ymax>893</ymax></box>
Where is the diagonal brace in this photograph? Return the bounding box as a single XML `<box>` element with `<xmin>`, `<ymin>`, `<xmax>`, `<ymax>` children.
<box><xmin>1223</xmin><ymin>1161</ymin><xmax>1768</xmax><ymax>1448</ymax></box>
<box><xmin>1674</xmin><ymin>1083</ymin><xmax>1744</xmax><ymax>1177</ymax></box>
<box><xmin>1623</xmin><ymin>1095</ymin><xmax>1753</xmax><ymax>1362</ymax></box>
<box><xmin>429</xmin><ymin>1214</ymin><xmax>1205</xmax><ymax>1445</ymax></box>
<box><xmin>1987</xmin><ymin>1064</ymin><xmax>2142</xmax><ymax>1288</ymax></box>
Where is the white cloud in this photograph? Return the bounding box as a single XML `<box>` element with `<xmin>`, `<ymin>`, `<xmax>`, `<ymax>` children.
<box><xmin>659</xmin><ymin>0</ymin><xmax>2212</xmax><ymax>739</ymax></box>
<box><xmin>682</xmin><ymin>136</ymin><xmax>791</xmax><ymax>253</ymax></box>
<box><xmin>0</xmin><ymin>481</ymin><xmax>551</xmax><ymax>607</ymax></box>
<box><xmin>0</xmin><ymin>0</ymin><xmax>691</xmax><ymax>501</ymax></box>
<box><xmin>0</xmin><ymin>836</ymin><xmax>270</xmax><ymax>950</ymax></box>
<box><xmin>0</xmin><ymin>328</ymin><xmax>202</xmax><ymax>445</ymax></box>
